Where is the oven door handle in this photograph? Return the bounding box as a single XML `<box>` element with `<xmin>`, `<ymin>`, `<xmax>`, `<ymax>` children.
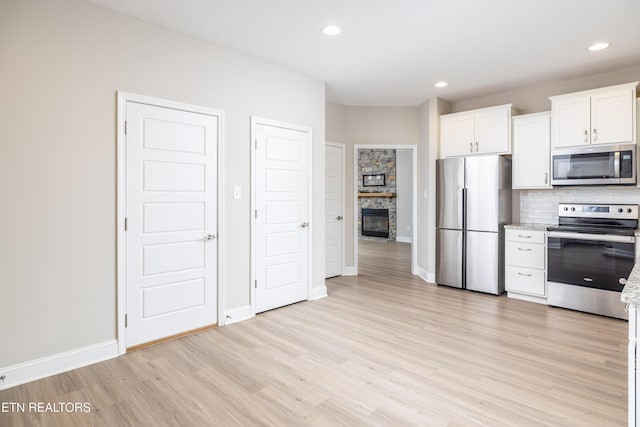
<box><xmin>548</xmin><ymin>231</ymin><xmax>635</xmax><ymax>243</ymax></box>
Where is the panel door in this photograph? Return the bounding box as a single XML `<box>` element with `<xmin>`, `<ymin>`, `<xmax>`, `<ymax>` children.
<box><xmin>591</xmin><ymin>88</ymin><xmax>634</xmax><ymax>145</ymax></box>
<box><xmin>512</xmin><ymin>113</ymin><xmax>551</xmax><ymax>189</ymax></box>
<box><xmin>440</xmin><ymin>113</ymin><xmax>475</xmax><ymax>157</ymax></box>
<box><xmin>255</xmin><ymin>123</ymin><xmax>310</xmax><ymax>313</ymax></box>
<box><xmin>466</xmin><ymin>231</ymin><xmax>499</xmax><ymax>294</ymax></box>
<box><xmin>552</xmin><ymin>95</ymin><xmax>591</xmax><ymax>148</ymax></box>
<box><xmin>325</xmin><ymin>144</ymin><xmax>343</xmax><ymax>278</ymax></box>
<box><xmin>126</xmin><ymin>102</ymin><xmax>218</xmax><ymax>348</ymax></box>
<box><xmin>475</xmin><ymin>107</ymin><xmax>510</xmax><ymax>154</ymax></box>
<box><xmin>465</xmin><ymin>156</ymin><xmax>500</xmax><ymax>232</ymax></box>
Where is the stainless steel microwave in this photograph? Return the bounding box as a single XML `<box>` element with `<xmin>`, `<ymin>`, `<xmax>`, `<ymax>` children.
<box><xmin>551</xmin><ymin>143</ymin><xmax>636</xmax><ymax>186</ymax></box>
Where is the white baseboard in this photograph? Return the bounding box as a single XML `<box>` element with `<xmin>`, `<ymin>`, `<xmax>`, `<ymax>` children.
<box><xmin>343</xmin><ymin>266</ymin><xmax>357</xmax><ymax>276</ymax></box>
<box><xmin>0</xmin><ymin>340</ymin><xmax>118</xmax><ymax>391</ymax></box>
<box><xmin>309</xmin><ymin>285</ymin><xmax>328</xmax><ymax>300</ymax></box>
<box><xmin>395</xmin><ymin>236</ymin><xmax>412</xmax><ymax>243</ymax></box>
<box><xmin>223</xmin><ymin>305</ymin><xmax>253</xmax><ymax>325</ymax></box>
<box><xmin>507</xmin><ymin>291</ymin><xmax>548</xmax><ymax>305</ymax></box>
<box><xmin>418</xmin><ymin>268</ymin><xmax>436</xmax><ymax>284</ymax></box>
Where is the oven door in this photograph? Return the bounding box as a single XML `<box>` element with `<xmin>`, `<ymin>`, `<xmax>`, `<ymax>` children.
<box><xmin>547</xmin><ymin>231</ymin><xmax>635</xmax><ymax>292</ymax></box>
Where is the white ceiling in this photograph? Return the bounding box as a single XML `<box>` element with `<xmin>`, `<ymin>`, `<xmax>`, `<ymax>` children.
<box><xmin>87</xmin><ymin>0</ymin><xmax>640</xmax><ymax>106</ymax></box>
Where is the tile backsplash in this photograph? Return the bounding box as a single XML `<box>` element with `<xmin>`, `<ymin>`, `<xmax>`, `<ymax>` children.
<box><xmin>519</xmin><ymin>187</ymin><xmax>640</xmax><ymax>224</ymax></box>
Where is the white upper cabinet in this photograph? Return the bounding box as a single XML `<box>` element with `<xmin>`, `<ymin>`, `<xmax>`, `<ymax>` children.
<box><xmin>512</xmin><ymin>112</ymin><xmax>551</xmax><ymax>189</ymax></box>
<box><xmin>440</xmin><ymin>104</ymin><xmax>512</xmax><ymax>158</ymax></box>
<box><xmin>550</xmin><ymin>82</ymin><xmax>638</xmax><ymax>148</ymax></box>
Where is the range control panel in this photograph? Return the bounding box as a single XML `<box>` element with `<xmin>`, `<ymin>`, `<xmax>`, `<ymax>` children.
<box><xmin>558</xmin><ymin>203</ymin><xmax>639</xmax><ymax>220</ymax></box>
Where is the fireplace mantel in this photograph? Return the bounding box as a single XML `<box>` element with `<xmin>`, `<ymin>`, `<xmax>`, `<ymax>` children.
<box><xmin>357</xmin><ymin>192</ymin><xmax>396</xmax><ymax>198</ymax></box>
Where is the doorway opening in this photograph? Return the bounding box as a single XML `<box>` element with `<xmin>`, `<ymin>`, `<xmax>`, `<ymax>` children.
<box><xmin>353</xmin><ymin>145</ymin><xmax>417</xmax><ymax>276</ymax></box>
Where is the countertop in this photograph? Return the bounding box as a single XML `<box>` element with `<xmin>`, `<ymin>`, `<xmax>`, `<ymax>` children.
<box><xmin>622</xmin><ymin>263</ymin><xmax>640</xmax><ymax>306</ymax></box>
<box><xmin>504</xmin><ymin>223</ymin><xmax>553</xmax><ymax>232</ymax></box>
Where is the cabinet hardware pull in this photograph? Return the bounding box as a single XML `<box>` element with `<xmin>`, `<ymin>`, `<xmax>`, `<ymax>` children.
<box><xmin>584</xmin><ymin>129</ymin><xmax>588</xmax><ymax>143</ymax></box>
<box><xmin>469</xmin><ymin>142</ymin><xmax>473</xmax><ymax>153</ymax></box>
<box><xmin>475</xmin><ymin>141</ymin><xmax>479</xmax><ymax>152</ymax></box>
<box><xmin>517</xmin><ymin>248</ymin><xmax>532</xmax><ymax>251</ymax></box>
<box><xmin>544</xmin><ymin>172</ymin><xmax>548</xmax><ymax>184</ymax></box>
<box><xmin>593</xmin><ymin>128</ymin><xmax>597</xmax><ymax>141</ymax></box>
<box><xmin>518</xmin><ymin>272</ymin><xmax>532</xmax><ymax>277</ymax></box>
<box><xmin>517</xmin><ymin>235</ymin><xmax>531</xmax><ymax>238</ymax></box>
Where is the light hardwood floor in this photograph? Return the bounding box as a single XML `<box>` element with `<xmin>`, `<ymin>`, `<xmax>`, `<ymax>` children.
<box><xmin>0</xmin><ymin>240</ymin><xmax>627</xmax><ymax>426</ymax></box>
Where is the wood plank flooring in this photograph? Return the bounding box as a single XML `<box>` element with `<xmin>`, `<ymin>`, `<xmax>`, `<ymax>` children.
<box><xmin>0</xmin><ymin>239</ymin><xmax>628</xmax><ymax>426</ymax></box>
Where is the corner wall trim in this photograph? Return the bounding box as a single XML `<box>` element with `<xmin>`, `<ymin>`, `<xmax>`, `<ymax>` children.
<box><xmin>0</xmin><ymin>340</ymin><xmax>118</xmax><ymax>391</ymax></box>
<box><xmin>343</xmin><ymin>266</ymin><xmax>357</xmax><ymax>276</ymax></box>
<box><xmin>418</xmin><ymin>268</ymin><xmax>436</xmax><ymax>284</ymax></box>
<box><xmin>309</xmin><ymin>286</ymin><xmax>328</xmax><ymax>300</ymax></box>
<box><xmin>395</xmin><ymin>236</ymin><xmax>413</xmax><ymax>244</ymax></box>
<box><xmin>224</xmin><ymin>305</ymin><xmax>253</xmax><ymax>326</ymax></box>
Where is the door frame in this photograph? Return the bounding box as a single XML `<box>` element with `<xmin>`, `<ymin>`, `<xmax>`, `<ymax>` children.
<box><xmin>353</xmin><ymin>144</ymin><xmax>418</xmax><ymax>275</ymax></box>
<box><xmin>325</xmin><ymin>141</ymin><xmax>346</xmax><ymax>277</ymax></box>
<box><xmin>116</xmin><ymin>91</ymin><xmax>226</xmax><ymax>355</ymax></box>
<box><xmin>250</xmin><ymin>116</ymin><xmax>313</xmax><ymax>317</ymax></box>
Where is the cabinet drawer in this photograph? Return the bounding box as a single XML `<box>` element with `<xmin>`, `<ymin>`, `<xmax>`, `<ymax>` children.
<box><xmin>506</xmin><ymin>241</ymin><xmax>545</xmax><ymax>269</ymax></box>
<box><xmin>506</xmin><ymin>229</ymin><xmax>545</xmax><ymax>244</ymax></box>
<box><xmin>506</xmin><ymin>266</ymin><xmax>546</xmax><ymax>296</ymax></box>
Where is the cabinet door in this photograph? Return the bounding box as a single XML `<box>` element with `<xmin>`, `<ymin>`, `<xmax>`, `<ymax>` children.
<box><xmin>440</xmin><ymin>113</ymin><xmax>474</xmax><ymax>157</ymax></box>
<box><xmin>512</xmin><ymin>113</ymin><xmax>551</xmax><ymax>188</ymax></box>
<box><xmin>591</xmin><ymin>88</ymin><xmax>634</xmax><ymax>145</ymax></box>
<box><xmin>475</xmin><ymin>107</ymin><xmax>510</xmax><ymax>154</ymax></box>
<box><xmin>552</xmin><ymin>95</ymin><xmax>590</xmax><ymax>148</ymax></box>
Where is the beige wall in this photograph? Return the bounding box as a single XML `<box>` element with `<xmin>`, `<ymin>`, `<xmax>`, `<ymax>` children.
<box><xmin>0</xmin><ymin>0</ymin><xmax>325</xmax><ymax>368</ymax></box>
<box><xmin>324</xmin><ymin>104</ymin><xmax>420</xmax><ymax>268</ymax></box>
<box><xmin>450</xmin><ymin>65</ymin><xmax>640</xmax><ymax>114</ymax></box>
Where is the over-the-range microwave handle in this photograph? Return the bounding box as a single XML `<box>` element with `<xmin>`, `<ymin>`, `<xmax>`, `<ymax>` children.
<box><xmin>548</xmin><ymin>231</ymin><xmax>635</xmax><ymax>244</ymax></box>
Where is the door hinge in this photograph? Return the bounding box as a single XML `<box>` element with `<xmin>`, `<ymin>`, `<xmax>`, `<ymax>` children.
<box><xmin>254</xmin><ymin>280</ymin><xmax>257</xmax><ymax>289</ymax></box>
<box><xmin>124</xmin><ymin>120</ymin><xmax>127</xmax><ymax>135</ymax></box>
<box><xmin>125</xmin><ymin>314</ymin><xmax>128</xmax><ymax>328</ymax></box>
<box><xmin>124</xmin><ymin>217</ymin><xmax>128</xmax><ymax>231</ymax></box>
<box><xmin>255</xmin><ymin>209</ymin><xmax>257</xmax><ymax>219</ymax></box>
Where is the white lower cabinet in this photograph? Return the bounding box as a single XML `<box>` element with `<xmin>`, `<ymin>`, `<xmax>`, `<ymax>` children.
<box><xmin>505</xmin><ymin>228</ymin><xmax>547</xmax><ymax>303</ymax></box>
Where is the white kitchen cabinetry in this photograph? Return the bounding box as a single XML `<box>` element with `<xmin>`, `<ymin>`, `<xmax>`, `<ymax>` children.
<box><xmin>505</xmin><ymin>228</ymin><xmax>547</xmax><ymax>303</ymax></box>
<box><xmin>440</xmin><ymin>104</ymin><xmax>512</xmax><ymax>158</ymax></box>
<box><xmin>512</xmin><ymin>112</ymin><xmax>551</xmax><ymax>189</ymax></box>
<box><xmin>550</xmin><ymin>82</ymin><xmax>638</xmax><ymax>148</ymax></box>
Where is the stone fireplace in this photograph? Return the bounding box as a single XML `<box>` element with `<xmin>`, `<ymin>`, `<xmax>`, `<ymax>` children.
<box><xmin>357</xmin><ymin>149</ymin><xmax>396</xmax><ymax>240</ymax></box>
<box><xmin>361</xmin><ymin>208</ymin><xmax>389</xmax><ymax>238</ymax></box>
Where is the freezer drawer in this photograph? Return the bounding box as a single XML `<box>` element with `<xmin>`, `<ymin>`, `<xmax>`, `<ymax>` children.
<box><xmin>436</xmin><ymin>229</ymin><xmax>463</xmax><ymax>288</ymax></box>
<box><xmin>466</xmin><ymin>231</ymin><xmax>502</xmax><ymax>295</ymax></box>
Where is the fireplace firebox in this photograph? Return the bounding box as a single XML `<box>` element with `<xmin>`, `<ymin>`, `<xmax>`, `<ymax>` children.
<box><xmin>361</xmin><ymin>208</ymin><xmax>389</xmax><ymax>238</ymax></box>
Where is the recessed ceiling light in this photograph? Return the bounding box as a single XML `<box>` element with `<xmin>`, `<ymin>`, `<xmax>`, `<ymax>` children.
<box><xmin>434</xmin><ymin>81</ymin><xmax>449</xmax><ymax>88</ymax></box>
<box><xmin>588</xmin><ymin>42</ymin><xmax>610</xmax><ymax>51</ymax></box>
<box><xmin>322</xmin><ymin>25</ymin><xmax>341</xmax><ymax>36</ymax></box>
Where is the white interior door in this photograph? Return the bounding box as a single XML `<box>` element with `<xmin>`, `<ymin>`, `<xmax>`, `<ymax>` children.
<box><xmin>125</xmin><ymin>101</ymin><xmax>218</xmax><ymax>348</ymax></box>
<box><xmin>254</xmin><ymin>121</ymin><xmax>310</xmax><ymax>314</ymax></box>
<box><xmin>325</xmin><ymin>143</ymin><xmax>344</xmax><ymax>278</ymax></box>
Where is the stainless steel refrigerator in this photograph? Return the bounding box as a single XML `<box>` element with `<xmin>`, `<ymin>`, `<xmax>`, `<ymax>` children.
<box><xmin>435</xmin><ymin>156</ymin><xmax>512</xmax><ymax>295</ymax></box>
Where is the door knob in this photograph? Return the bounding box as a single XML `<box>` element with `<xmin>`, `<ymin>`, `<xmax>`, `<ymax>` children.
<box><xmin>204</xmin><ymin>233</ymin><xmax>216</xmax><ymax>240</ymax></box>
<box><xmin>336</xmin><ymin>216</ymin><xmax>343</xmax><ymax>220</ymax></box>
<box><xmin>300</xmin><ymin>222</ymin><xmax>309</xmax><ymax>228</ymax></box>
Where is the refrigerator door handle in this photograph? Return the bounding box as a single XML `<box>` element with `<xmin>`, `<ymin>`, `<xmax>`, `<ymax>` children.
<box><xmin>462</xmin><ymin>187</ymin><xmax>467</xmax><ymax>230</ymax></box>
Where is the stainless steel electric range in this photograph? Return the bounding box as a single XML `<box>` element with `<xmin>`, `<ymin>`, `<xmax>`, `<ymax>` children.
<box><xmin>547</xmin><ymin>203</ymin><xmax>638</xmax><ymax>320</ymax></box>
